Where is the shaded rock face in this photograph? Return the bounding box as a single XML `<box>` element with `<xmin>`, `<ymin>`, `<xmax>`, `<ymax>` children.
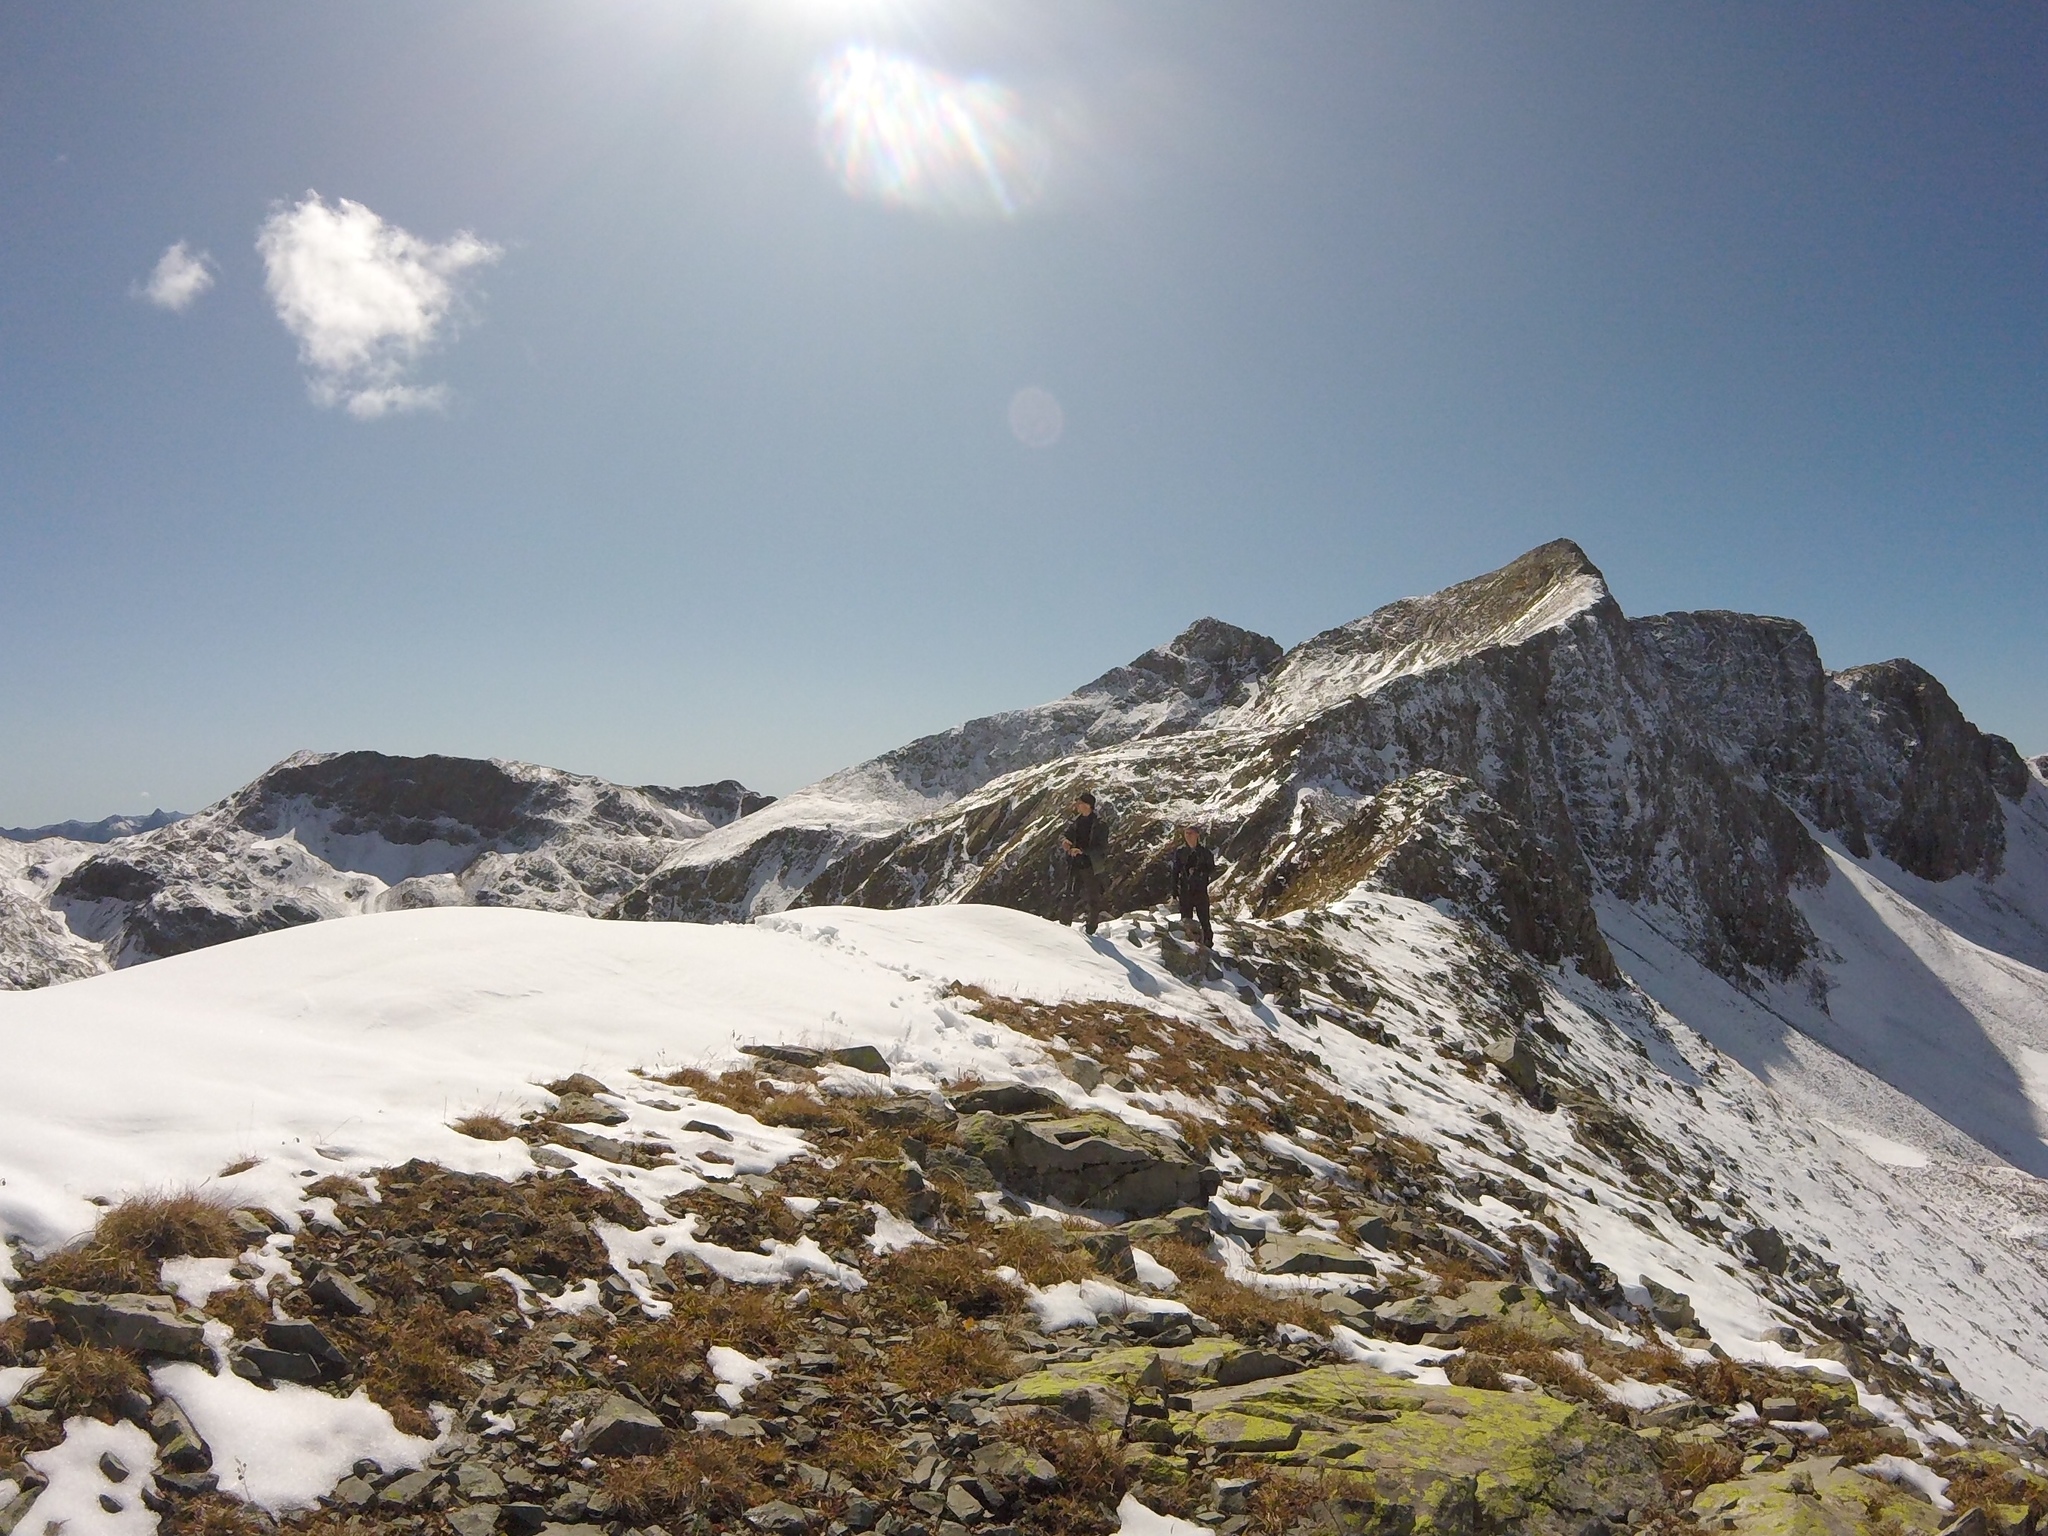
<box><xmin>42</xmin><ymin>752</ymin><xmax>770</xmax><ymax>971</ymax></box>
<box><xmin>614</xmin><ymin>618</ymin><xmax>1284</xmax><ymax>924</ymax></box>
<box><xmin>1249</xmin><ymin>770</ymin><xmax>1618</xmax><ymax>982</ymax></box>
<box><xmin>1821</xmin><ymin>662</ymin><xmax>2029</xmax><ymax>880</ymax></box>
<box><xmin>1632</xmin><ymin>619</ymin><xmax>2029</xmax><ymax>883</ymax></box>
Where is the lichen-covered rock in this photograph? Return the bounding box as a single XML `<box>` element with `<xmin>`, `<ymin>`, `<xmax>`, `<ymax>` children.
<box><xmin>1692</xmin><ymin>1458</ymin><xmax>1947</xmax><ymax>1536</ymax></box>
<box><xmin>1173</xmin><ymin>1362</ymin><xmax>1661</xmax><ymax>1536</ymax></box>
<box><xmin>1373</xmin><ymin>1281</ymin><xmax>1575</xmax><ymax>1344</ymax></box>
<box><xmin>956</xmin><ymin>1110</ymin><xmax>1216</xmax><ymax>1216</ymax></box>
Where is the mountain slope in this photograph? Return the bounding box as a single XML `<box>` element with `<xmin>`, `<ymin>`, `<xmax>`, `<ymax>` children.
<box><xmin>3</xmin><ymin>901</ymin><xmax>2048</xmax><ymax>1535</ymax></box>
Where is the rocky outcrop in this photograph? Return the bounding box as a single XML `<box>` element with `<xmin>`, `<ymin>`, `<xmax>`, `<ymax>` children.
<box><xmin>0</xmin><ymin>886</ymin><xmax>106</xmax><ymax>989</ymax></box>
<box><xmin>1249</xmin><ymin>770</ymin><xmax>1618</xmax><ymax>981</ymax></box>
<box><xmin>1819</xmin><ymin>662</ymin><xmax>2029</xmax><ymax>880</ymax></box>
<box><xmin>956</xmin><ymin>1110</ymin><xmax>1217</xmax><ymax>1217</ymax></box>
<box><xmin>39</xmin><ymin>752</ymin><xmax>769</xmax><ymax>971</ymax></box>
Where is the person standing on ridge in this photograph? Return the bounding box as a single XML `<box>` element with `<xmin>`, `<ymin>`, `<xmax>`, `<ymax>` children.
<box><xmin>1059</xmin><ymin>791</ymin><xmax>1105</xmax><ymax>935</ymax></box>
<box><xmin>1169</xmin><ymin>824</ymin><xmax>1218</xmax><ymax>950</ymax></box>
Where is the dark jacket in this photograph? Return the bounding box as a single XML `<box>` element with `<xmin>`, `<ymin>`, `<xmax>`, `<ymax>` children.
<box><xmin>1170</xmin><ymin>843</ymin><xmax>1218</xmax><ymax>898</ymax></box>
<box><xmin>1063</xmin><ymin>811</ymin><xmax>1100</xmax><ymax>867</ymax></box>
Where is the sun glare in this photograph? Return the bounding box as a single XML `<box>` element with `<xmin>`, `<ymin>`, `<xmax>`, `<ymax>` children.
<box><xmin>813</xmin><ymin>44</ymin><xmax>1049</xmax><ymax>218</ymax></box>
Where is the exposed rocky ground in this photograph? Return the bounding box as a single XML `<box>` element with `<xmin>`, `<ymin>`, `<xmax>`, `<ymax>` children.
<box><xmin>4</xmin><ymin>897</ymin><xmax>2044</xmax><ymax>1536</ymax></box>
<box><xmin>1</xmin><ymin>754</ymin><xmax>770</xmax><ymax>979</ymax></box>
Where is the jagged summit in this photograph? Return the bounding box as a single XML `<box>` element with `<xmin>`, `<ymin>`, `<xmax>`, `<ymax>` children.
<box><xmin>1232</xmin><ymin>539</ymin><xmax>1614</xmax><ymax>726</ymax></box>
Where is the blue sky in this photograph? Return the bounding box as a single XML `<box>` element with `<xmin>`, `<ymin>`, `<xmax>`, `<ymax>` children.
<box><xmin>3</xmin><ymin>2</ymin><xmax>2044</xmax><ymax>822</ymax></box>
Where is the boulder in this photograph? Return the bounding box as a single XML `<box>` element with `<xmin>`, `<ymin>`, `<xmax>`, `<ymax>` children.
<box><xmin>41</xmin><ymin>1289</ymin><xmax>209</xmax><ymax>1361</ymax></box>
<box><xmin>1693</xmin><ymin>1460</ymin><xmax>1947</xmax><ymax>1536</ymax></box>
<box><xmin>308</xmin><ymin>1269</ymin><xmax>378</xmax><ymax>1318</ymax></box>
<box><xmin>1121</xmin><ymin>1208</ymin><xmax>1213</xmax><ymax>1246</ymax></box>
<box><xmin>1484</xmin><ymin>1033</ymin><xmax>1550</xmax><ymax>1107</ymax></box>
<box><xmin>949</xmin><ymin>1083</ymin><xmax>1067</xmax><ymax>1117</ymax></box>
<box><xmin>826</xmin><ymin>1045</ymin><xmax>890</xmax><ymax>1076</ymax></box>
<box><xmin>1257</xmin><ymin>1231</ymin><xmax>1377</xmax><ymax>1276</ymax></box>
<box><xmin>741</xmin><ymin>1045</ymin><xmax>825</xmax><ymax>1068</ymax></box>
<box><xmin>744</xmin><ymin>1500</ymin><xmax>812</xmax><ymax>1534</ymax></box>
<box><xmin>1738</xmin><ymin>1224</ymin><xmax>1790</xmax><ymax>1274</ymax></box>
<box><xmin>1172</xmin><ymin>1361</ymin><xmax>1661</xmax><ymax>1531</ymax></box>
<box><xmin>576</xmin><ymin>1394</ymin><xmax>666</xmax><ymax>1457</ymax></box>
<box><xmin>448</xmin><ymin>1507</ymin><xmax>502</xmax><ymax>1536</ymax></box>
<box><xmin>264</xmin><ymin>1319</ymin><xmax>350</xmax><ymax>1380</ymax></box>
<box><xmin>550</xmin><ymin>1093</ymin><xmax>626</xmax><ymax>1127</ymax></box>
<box><xmin>147</xmin><ymin>1397</ymin><xmax>211</xmax><ymax>1472</ymax></box>
<box><xmin>1373</xmin><ymin>1281</ymin><xmax>1573</xmax><ymax>1343</ymax></box>
<box><xmin>957</xmin><ymin>1111</ymin><xmax>1216</xmax><ymax>1217</ymax></box>
<box><xmin>1640</xmin><ymin>1277</ymin><xmax>1701</xmax><ymax>1334</ymax></box>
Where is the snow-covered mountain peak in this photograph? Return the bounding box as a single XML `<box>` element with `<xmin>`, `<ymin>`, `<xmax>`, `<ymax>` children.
<box><xmin>1229</xmin><ymin>538</ymin><xmax>1615</xmax><ymax>725</ymax></box>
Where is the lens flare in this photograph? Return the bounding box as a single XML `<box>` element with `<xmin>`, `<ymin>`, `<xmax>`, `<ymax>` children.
<box><xmin>1008</xmin><ymin>386</ymin><xmax>1064</xmax><ymax>447</ymax></box>
<box><xmin>814</xmin><ymin>44</ymin><xmax>1049</xmax><ymax>218</ymax></box>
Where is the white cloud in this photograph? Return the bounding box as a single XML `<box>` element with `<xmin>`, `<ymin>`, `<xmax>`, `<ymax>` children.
<box><xmin>256</xmin><ymin>192</ymin><xmax>501</xmax><ymax>419</ymax></box>
<box><xmin>137</xmin><ymin>242</ymin><xmax>215</xmax><ymax>312</ymax></box>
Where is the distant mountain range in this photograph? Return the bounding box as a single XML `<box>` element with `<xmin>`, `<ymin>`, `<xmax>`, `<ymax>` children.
<box><xmin>0</xmin><ymin>808</ymin><xmax>185</xmax><ymax>843</ymax></box>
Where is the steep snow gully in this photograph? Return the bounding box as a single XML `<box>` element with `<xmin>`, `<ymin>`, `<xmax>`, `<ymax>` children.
<box><xmin>4</xmin><ymin>539</ymin><xmax>2048</xmax><ymax>1533</ymax></box>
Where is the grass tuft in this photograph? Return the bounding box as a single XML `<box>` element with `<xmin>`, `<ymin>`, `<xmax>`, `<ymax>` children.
<box><xmin>451</xmin><ymin>1112</ymin><xmax>518</xmax><ymax>1141</ymax></box>
<box><xmin>31</xmin><ymin>1192</ymin><xmax>240</xmax><ymax>1294</ymax></box>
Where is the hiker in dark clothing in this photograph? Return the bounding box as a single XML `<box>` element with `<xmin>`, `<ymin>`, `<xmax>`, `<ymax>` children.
<box><xmin>1169</xmin><ymin>824</ymin><xmax>1217</xmax><ymax>950</ymax></box>
<box><xmin>1058</xmin><ymin>792</ymin><xmax>1104</xmax><ymax>935</ymax></box>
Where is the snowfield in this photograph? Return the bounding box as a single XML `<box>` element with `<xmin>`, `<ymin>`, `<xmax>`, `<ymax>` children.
<box><xmin>7</xmin><ymin>896</ymin><xmax>2048</xmax><ymax>1437</ymax></box>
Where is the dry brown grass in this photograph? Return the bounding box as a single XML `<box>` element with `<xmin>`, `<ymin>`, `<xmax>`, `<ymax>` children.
<box><xmin>883</xmin><ymin>1323</ymin><xmax>1016</xmax><ymax>1397</ymax></box>
<box><xmin>202</xmin><ymin>1286</ymin><xmax>270</xmax><ymax>1338</ymax></box>
<box><xmin>1832</xmin><ymin>1428</ymin><xmax>1920</xmax><ymax>1468</ymax></box>
<box><xmin>1007</xmin><ymin>1418</ymin><xmax>1128</xmax><ymax>1536</ymax></box>
<box><xmin>987</xmin><ymin>1221</ymin><xmax>1099</xmax><ymax>1286</ymax></box>
<box><xmin>810</xmin><ymin>1423</ymin><xmax>897</xmax><ymax>1492</ymax></box>
<box><xmin>1658</xmin><ymin>1439</ymin><xmax>1742</xmax><ymax>1497</ymax></box>
<box><xmin>1456</xmin><ymin>1322</ymin><xmax>1606</xmax><ymax>1406</ymax></box>
<box><xmin>612</xmin><ymin>1284</ymin><xmax>800</xmax><ymax>1401</ymax></box>
<box><xmin>161</xmin><ymin>1495</ymin><xmax>273</xmax><ymax>1534</ymax></box>
<box><xmin>603</xmin><ymin>1435</ymin><xmax>786</xmax><ymax>1524</ymax></box>
<box><xmin>29</xmin><ymin>1191</ymin><xmax>240</xmax><ymax>1294</ymax></box>
<box><xmin>450</xmin><ymin>1111</ymin><xmax>518</xmax><ymax>1141</ymax></box>
<box><xmin>651</xmin><ymin>1066</ymin><xmax>773</xmax><ymax>1117</ymax></box>
<box><xmin>1934</xmin><ymin>1454</ymin><xmax>2048</xmax><ymax>1526</ymax></box>
<box><xmin>1238</xmin><ymin>1469</ymin><xmax>1374</xmax><ymax>1536</ymax></box>
<box><xmin>863</xmin><ymin>1242</ymin><xmax>1025</xmax><ymax>1329</ymax></box>
<box><xmin>1146</xmin><ymin>1238</ymin><xmax>1327</xmax><ymax>1341</ymax></box>
<box><xmin>952</xmin><ymin>987</ymin><xmax>1382</xmax><ymax>1163</ymax></box>
<box><xmin>37</xmin><ymin>1341</ymin><xmax>147</xmax><ymax>1418</ymax></box>
<box><xmin>357</xmin><ymin>1302</ymin><xmax>479</xmax><ymax>1435</ymax></box>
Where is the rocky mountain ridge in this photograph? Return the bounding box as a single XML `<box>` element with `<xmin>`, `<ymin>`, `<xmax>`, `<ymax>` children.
<box><xmin>618</xmin><ymin>541</ymin><xmax>2036</xmax><ymax>998</ymax></box>
<box><xmin>1</xmin><ymin>753</ymin><xmax>771</xmax><ymax>979</ymax></box>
